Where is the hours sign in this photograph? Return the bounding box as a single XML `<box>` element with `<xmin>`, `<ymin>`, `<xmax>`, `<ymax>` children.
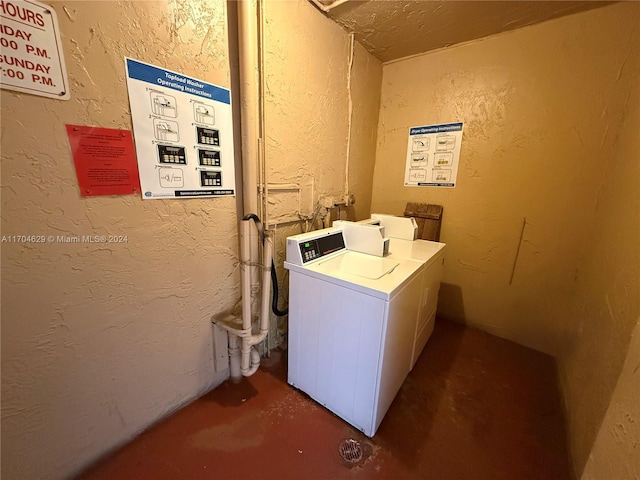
<box><xmin>0</xmin><ymin>0</ymin><xmax>69</xmax><ymax>100</ymax></box>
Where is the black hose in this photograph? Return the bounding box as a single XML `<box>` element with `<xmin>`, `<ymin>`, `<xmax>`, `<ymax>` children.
<box><xmin>271</xmin><ymin>259</ymin><xmax>288</xmax><ymax>316</ymax></box>
<box><xmin>242</xmin><ymin>213</ymin><xmax>288</xmax><ymax>316</ymax></box>
<box><xmin>242</xmin><ymin>213</ymin><xmax>262</xmax><ymax>238</ymax></box>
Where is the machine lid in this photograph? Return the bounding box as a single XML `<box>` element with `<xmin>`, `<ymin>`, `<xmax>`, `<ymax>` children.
<box><xmin>386</xmin><ymin>238</ymin><xmax>446</xmax><ymax>264</ymax></box>
<box><xmin>286</xmin><ymin>251</ymin><xmax>423</xmax><ymax>300</ymax></box>
<box><xmin>318</xmin><ymin>251</ymin><xmax>399</xmax><ymax>280</ymax></box>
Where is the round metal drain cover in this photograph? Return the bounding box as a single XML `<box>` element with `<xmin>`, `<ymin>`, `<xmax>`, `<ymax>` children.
<box><xmin>339</xmin><ymin>439</ymin><xmax>363</xmax><ymax>464</ymax></box>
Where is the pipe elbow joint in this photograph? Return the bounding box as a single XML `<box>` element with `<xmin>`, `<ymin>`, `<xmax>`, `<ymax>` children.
<box><xmin>240</xmin><ymin>345</ymin><xmax>261</xmax><ymax>376</ymax></box>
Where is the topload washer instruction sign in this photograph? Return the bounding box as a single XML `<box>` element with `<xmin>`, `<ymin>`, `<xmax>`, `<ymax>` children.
<box><xmin>125</xmin><ymin>58</ymin><xmax>235</xmax><ymax>199</ymax></box>
<box><xmin>404</xmin><ymin>122</ymin><xmax>464</xmax><ymax>188</ymax></box>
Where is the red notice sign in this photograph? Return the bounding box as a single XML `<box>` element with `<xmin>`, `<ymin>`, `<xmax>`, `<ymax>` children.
<box><xmin>66</xmin><ymin>125</ymin><xmax>141</xmax><ymax>197</ymax></box>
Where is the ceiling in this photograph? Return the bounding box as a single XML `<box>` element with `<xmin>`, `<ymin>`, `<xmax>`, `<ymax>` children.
<box><xmin>310</xmin><ymin>0</ymin><xmax>615</xmax><ymax>62</ymax></box>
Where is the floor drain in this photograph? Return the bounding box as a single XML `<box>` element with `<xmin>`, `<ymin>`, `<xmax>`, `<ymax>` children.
<box><xmin>339</xmin><ymin>439</ymin><xmax>363</xmax><ymax>464</ymax></box>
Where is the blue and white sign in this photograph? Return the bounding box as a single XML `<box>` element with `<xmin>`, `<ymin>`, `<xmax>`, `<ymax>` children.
<box><xmin>404</xmin><ymin>122</ymin><xmax>463</xmax><ymax>188</ymax></box>
<box><xmin>125</xmin><ymin>58</ymin><xmax>235</xmax><ymax>199</ymax></box>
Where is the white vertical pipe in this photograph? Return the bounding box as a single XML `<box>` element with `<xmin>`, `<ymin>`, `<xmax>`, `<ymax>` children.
<box><xmin>241</xmin><ymin>229</ymin><xmax>272</xmax><ymax>376</ymax></box>
<box><xmin>259</xmin><ymin>233</ymin><xmax>272</xmax><ymax>336</ymax></box>
<box><xmin>238</xmin><ymin>0</ymin><xmax>260</xmax><ymax>215</ymax></box>
<box><xmin>258</xmin><ymin>0</ymin><xmax>268</xmax><ymax>227</ymax></box>
<box><xmin>241</xmin><ymin>341</ymin><xmax>253</xmax><ymax>375</ymax></box>
<box><xmin>344</xmin><ymin>33</ymin><xmax>355</xmax><ymax>203</ymax></box>
<box><xmin>228</xmin><ymin>334</ymin><xmax>242</xmax><ymax>383</ymax></box>
<box><xmin>240</xmin><ymin>219</ymin><xmax>252</xmax><ymax>331</ymax></box>
<box><xmin>238</xmin><ymin>0</ymin><xmax>262</xmax><ymax>331</ymax></box>
<box><xmin>249</xmin><ymin>222</ymin><xmax>260</xmax><ymax>322</ymax></box>
<box><xmin>237</xmin><ymin>0</ymin><xmax>274</xmax><ymax>377</ymax></box>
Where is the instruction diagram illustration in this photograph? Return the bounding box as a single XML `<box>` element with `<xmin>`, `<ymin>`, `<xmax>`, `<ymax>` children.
<box><xmin>157</xmin><ymin>144</ymin><xmax>187</xmax><ymax>165</ymax></box>
<box><xmin>412</xmin><ymin>137</ymin><xmax>430</xmax><ymax>152</ymax></box>
<box><xmin>200</xmin><ymin>170</ymin><xmax>222</xmax><ymax>187</ymax></box>
<box><xmin>196</xmin><ymin>127</ymin><xmax>220</xmax><ymax>146</ymax></box>
<box><xmin>408</xmin><ymin>169</ymin><xmax>427</xmax><ymax>182</ymax></box>
<box><xmin>198</xmin><ymin>149</ymin><xmax>221</xmax><ymax>167</ymax></box>
<box><xmin>150</xmin><ymin>92</ymin><xmax>178</xmax><ymax>118</ymax></box>
<box><xmin>404</xmin><ymin>122</ymin><xmax>463</xmax><ymax>188</ymax></box>
<box><xmin>153</xmin><ymin>119</ymin><xmax>179</xmax><ymax>142</ymax></box>
<box><xmin>411</xmin><ymin>153</ymin><xmax>428</xmax><ymax>166</ymax></box>
<box><xmin>159</xmin><ymin>167</ymin><xmax>184</xmax><ymax>188</ymax></box>
<box><xmin>436</xmin><ymin>134</ymin><xmax>456</xmax><ymax>151</ymax></box>
<box><xmin>193</xmin><ymin>103</ymin><xmax>215</xmax><ymax>125</ymax></box>
<box><xmin>432</xmin><ymin>169</ymin><xmax>451</xmax><ymax>182</ymax></box>
<box><xmin>434</xmin><ymin>152</ymin><xmax>453</xmax><ymax>167</ymax></box>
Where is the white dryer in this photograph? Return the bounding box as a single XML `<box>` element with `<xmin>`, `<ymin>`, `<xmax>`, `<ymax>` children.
<box><xmin>385</xmin><ymin>238</ymin><xmax>445</xmax><ymax>369</ymax></box>
<box><xmin>352</xmin><ymin>214</ymin><xmax>446</xmax><ymax>369</ymax></box>
<box><xmin>285</xmin><ymin>228</ymin><xmax>425</xmax><ymax>437</ymax></box>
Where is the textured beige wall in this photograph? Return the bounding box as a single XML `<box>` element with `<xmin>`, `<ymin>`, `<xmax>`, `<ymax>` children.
<box><xmin>264</xmin><ymin>0</ymin><xmax>349</xmax><ymax>206</ymax></box>
<box><xmin>1</xmin><ymin>1</ymin><xmax>238</xmax><ymax>478</ymax></box>
<box><xmin>581</xmin><ymin>317</ymin><xmax>640</xmax><ymax>480</ymax></box>
<box><xmin>558</xmin><ymin>39</ymin><xmax>640</xmax><ymax>477</ymax></box>
<box><xmin>261</xmin><ymin>0</ymin><xmax>381</xmax><ymax>328</ymax></box>
<box><xmin>263</xmin><ymin>0</ymin><xmax>381</xmax><ymax>219</ymax></box>
<box><xmin>1</xmin><ymin>1</ymin><xmax>381</xmax><ymax>476</ymax></box>
<box><xmin>372</xmin><ymin>2</ymin><xmax>639</xmax><ymax>476</ymax></box>
<box><xmin>348</xmin><ymin>41</ymin><xmax>382</xmax><ymax>221</ymax></box>
<box><xmin>372</xmin><ymin>3</ymin><xmax>638</xmax><ymax>356</ymax></box>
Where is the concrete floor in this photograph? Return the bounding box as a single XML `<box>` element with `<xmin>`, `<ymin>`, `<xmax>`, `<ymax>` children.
<box><xmin>78</xmin><ymin>319</ymin><xmax>571</xmax><ymax>479</ymax></box>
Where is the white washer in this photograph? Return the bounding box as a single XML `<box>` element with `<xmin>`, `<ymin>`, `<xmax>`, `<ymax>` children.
<box><xmin>285</xmin><ymin>228</ymin><xmax>425</xmax><ymax>437</ymax></box>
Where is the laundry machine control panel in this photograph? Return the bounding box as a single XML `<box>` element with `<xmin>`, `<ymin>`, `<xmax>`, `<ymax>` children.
<box><xmin>286</xmin><ymin>229</ymin><xmax>346</xmax><ymax>265</ymax></box>
<box><xmin>299</xmin><ymin>240</ymin><xmax>321</xmax><ymax>263</ymax></box>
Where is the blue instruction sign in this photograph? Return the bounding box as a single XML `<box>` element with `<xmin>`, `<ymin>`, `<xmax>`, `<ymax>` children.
<box><xmin>125</xmin><ymin>58</ymin><xmax>235</xmax><ymax>199</ymax></box>
<box><xmin>404</xmin><ymin>122</ymin><xmax>463</xmax><ymax>188</ymax></box>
